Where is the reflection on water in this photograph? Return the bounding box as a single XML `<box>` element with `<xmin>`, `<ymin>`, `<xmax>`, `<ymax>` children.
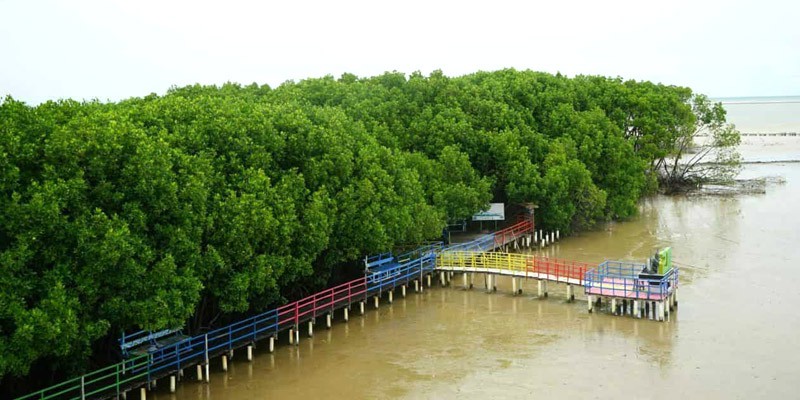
<box><xmin>150</xmin><ymin>163</ymin><xmax>800</xmax><ymax>400</ymax></box>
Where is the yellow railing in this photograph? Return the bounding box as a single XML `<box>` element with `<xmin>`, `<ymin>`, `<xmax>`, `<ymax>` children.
<box><xmin>437</xmin><ymin>251</ymin><xmax>531</xmax><ymax>273</ymax></box>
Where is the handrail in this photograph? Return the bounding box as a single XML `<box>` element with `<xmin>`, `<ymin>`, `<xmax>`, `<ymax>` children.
<box><xmin>16</xmin><ymin>355</ymin><xmax>149</xmax><ymax>400</ymax></box>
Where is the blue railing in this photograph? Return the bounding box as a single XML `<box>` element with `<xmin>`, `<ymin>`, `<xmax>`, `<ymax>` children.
<box><xmin>366</xmin><ymin>254</ymin><xmax>437</xmax><ymax>293</ymax></box>
<box><xmin>119</xmin><ymin>329</ymin><xmax>182</xmax><ymax>357</ymax></box>
<box><xmin>365</xmin><ymin>252</ymin><xmax>395</xmax><ymax>269</ymax></box>
<box><xmin>443</xmin><ymin>234</ymin><xmax>496</xmax><ymax>252</ymax></box>
<box><xmin>584</xmin><ymin>261</ymin><xmax>679</xmax><ymax>300</ymax></box>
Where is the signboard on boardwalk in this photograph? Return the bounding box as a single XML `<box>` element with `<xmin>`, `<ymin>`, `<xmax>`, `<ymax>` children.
<box><xmin>472</xmin><ymin>203</ymin><xmax>505</xmax><ymax>221</ymax></box>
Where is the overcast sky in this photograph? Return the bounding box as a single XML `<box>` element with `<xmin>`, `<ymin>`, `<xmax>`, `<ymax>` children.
<box><xmin>1</xmin><ymin>0</ymin><xmax>798</xmax><ymax>104</ymax></box>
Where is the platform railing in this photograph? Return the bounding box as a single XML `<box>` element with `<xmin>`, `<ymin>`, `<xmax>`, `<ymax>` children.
<box><xmin>584</xmin><ymin>261</ymin><xmax>678</xmax><ymax>300</ymax></box>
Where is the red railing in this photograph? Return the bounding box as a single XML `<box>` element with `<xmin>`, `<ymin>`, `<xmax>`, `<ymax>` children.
<box><xmin>529</xmin><ymin>256</ymin><xmax>594</xmax><ymax>283</ymax></box>
<box><xmin>277</xmin><ymin>277</ymin><xmax>367</xmax><ymax>330</ymax></box>
<box><xmin>494</xmin><ymin>219</ymin><xmax>534</xmax><ymax>248</ymax></box>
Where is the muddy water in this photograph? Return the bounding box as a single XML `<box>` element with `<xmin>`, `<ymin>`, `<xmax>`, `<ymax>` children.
<box><xmin>152</xmin><ymin>157</ymin><xmax>800</xmax><ymax>399</ymax></box>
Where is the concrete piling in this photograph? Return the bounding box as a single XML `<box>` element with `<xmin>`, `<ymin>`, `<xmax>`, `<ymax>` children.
<box><xmin>512</xmin><ymin>277</ymin><xmax>517</xmax><ymax>295</ymax></box>
<box><xmin>440</xmin><ymin>271</ymin><xmax>446</xmax><ymax>286</ymax></box>
<box><xmin>587</xmin><ymin>295</ymin><xmax>594</xmax><ymax>312</ymax></box>
<box><xmin>388</xmin><ymin>290</ymin><xmax>393</xmax><ymax>304</ymax></box>
<box><xmin>344</xmin><ymin>307</ymin><xmax>349</xmax><ymax>322</ymax></box>
<box><xmin>269</xmin><ymin>336</ymin><xmax>275</xmax><ymax>352</ymax></box>
<box><xmin>326</xmin><ymin>313</ymin><xmax>332</xmax><ymax>328</ymax></box>
<box><xmin>204</xmin><ymin>363</ymin><xmax>210</xmax><ymax>383</ymax></box>
<box><xmin>463</xmin><ymin>272</ymin><xmax>468</xmax><ymax>289</ymax></box>
<box><xmin>373</xmin><ymin>296</ymin><xmax>379</xmax><ymax>309</ymax></box>
<box><xmin>247</xmin><ymin>345</ymin><xmax>253</xmax><ymax>361</ymax></box>
<box><xmin>308</xmin><ymin>320</ymin><xmax>314</xmax><ymax>337</ymax></box>
<box><xmin>427</xmin><ymin>274</ymin><xmax>431</xmax><ymax>287</ymax></box>
<box><xmin>359</xmin><ymin>301</ymin><xmax>365</xmax><ymax>315</ymax></box>
<box><xmin>289</xmin><ymin>328</ymin><xmax>294</xmax><ymax>344</ymax></box>
<box><xmin>556</xmin><ymin>230</ymin><xmax>560</xmax><ymax>240</ymax></box>
<box><xmin>294</xmin><ymin>329</ymin><xmax>300</xmax><ymax>345</ymax></box>
<box><xmin>633</xmin><ymin>300</ymin><xmax>640</xmax><ymax>318</ymax></box>
<box><xmin>402</xmin><ymin>285</ymin><xmax>406</xmax><ymax>297</ymax></box>
<box><xmin>170</xmin><ymin>376</ymin><xmax>176</xmax><ymax>393</ymax></box>
<box><xmin>566</xmin><ymin>284</ymin><xmax>574</xmax><ymax>302</ymax></box>
<box><xmin>611</xmin><ymin>298</ymin><xmax>617</xmax><ymax>315</ymax></box>
<box><xmin>469</xmin><ymin>273</ymin><xmax>474</xmax><ymax>289</ymax></box>
<box><xmin>140</xmin><ymin>388</ymin><xmax>146</xmax><ymax>400</ymax></box>
<box><xmin>414</xmin><ymin>280</ymin><xmax>419</xmax><ymax>292</ymax></box>
<box><xmin>222</xmin><ymin>355</ymin><xmax>228</xmax><ymax>372</ymax></box>
<box><xmin>196</xmin><ymin>364</ymin><xmax>202</xmax><ymax>381</ymax></box>
<box><xmin>537</xmin><ymin>280</ymin><xmax>547</xmax><ymax>298</ymax></box>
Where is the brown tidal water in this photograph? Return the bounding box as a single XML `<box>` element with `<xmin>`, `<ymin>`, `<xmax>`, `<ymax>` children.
<box><xmin>150</xmin><ymin>160</ymin><xmax>800</xmax><ymax>399</ymax></box>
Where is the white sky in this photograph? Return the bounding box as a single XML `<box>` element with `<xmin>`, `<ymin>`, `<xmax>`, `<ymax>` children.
<box><xmin>1</xmin><ymin>0</ymin><xmax>798</xmax><ymax>104</ymax></box>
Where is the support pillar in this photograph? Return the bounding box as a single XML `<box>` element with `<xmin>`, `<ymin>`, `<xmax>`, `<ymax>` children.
<box><xmin>247</xmin><ymin>345</ymin><xmax>253</xmax><ymax>361</ymax></box>
<box><xmin>140</xmin><ymin>388</ymin><xmax>146</xmax><ymax>400</ymax></box>
<box><xmin>566</xmin><ymin>284</ymin><xmax>574</xmax><ymax>302</ymax></box>
<box><xmin>196</xmin><ymin>364</ymin><xmax>203</xmax><ymax>381</ymax></box>
<box><xmin>633</xmin><ymin>300</ymin><xmax>640</xmax><ymax>318</ymax></box>
<box><xmin>373</xmin><ymin>296</ymin><xmax>379</xmax><ymax>309</ymax></box>
<box><xmin>308</xmin><ymin>320</ymin><xmax>314</xmax><ymax>337</ymax></box>
<box><xmin>204</xmin><ymin>363</ymin><xmax>210</xmax><ymax>383</ymax></box>
<box><xmin>269</xmin><ymin>336</ymin><xmax>275</xmax><ymax>352</ymax></box>
<box><xmin>486</xmin><ymin>274</ymin><xmax>495</xmax><ymax>292</ymax></box>
<box><xmin>388</xmin><ymin>290</ymin><xmax>393</xmax><ymax>304</ymax></box>
<box><xmin>222</xmin><ymin>355</ymin><xmax>228</xmax><ymax>371</ymax></box>
<box><xmin>534</xmin><ymin>231</ymin><xmax>538</xmax><ymax>243</ymax></box>
<box><xmin>414</xmin><ymin>280</ymin><xmax>419</xmax><ymax>292</ymax></box>
<box><xmin>326</xmin><ymin>312</ymin><xmax>332</xmax><ymax>328</ymax></box>
<box><xmin>344</xmin><ymin>307</ymin><xmax>349</xmax><ymax>322</ymax></box>
<box><xmin>294</xmin><ymin>328</ymin><xmax>299</xmax><ymax>345</ymax></box>
<box><xmin>463</xmin><ymin>272</ymin><xmax>468</xmax><ymax>289</ymax></box>
<box><xmin>427</xmin><ymin>274</ymin><xmax>431</xmax><ymax>287</ymax></box>
<box><xmin>289</xmin><ymin>328</ymin><xmax>295</xmax><ymax>345</ymax></box>
<box><xmin>440</xmin><ymin>271</ymin><xmax>446</xmax><ymax>286</ymax></box>
<box><xmin>170</xmin><ymin>375</ymin><xmax>176</xmax><ymax>393</ymax></box>
<box><xmin>611</xmin><ymin>298</ymin><xmax>617</xmax><ymax>315</ymax></box>
<box><xmin>556</xmin><ymin>230</ymin><xmax>560</xmax><ymax>240</ymax></box>
<box><xmin>469</xmin><ymin>273</ymin><xmax>474</xmax><ymax>289</ymax></box>
<box><xmin>537</xmin><ymin>280</ymin><xmax>547</xmax><ymax>298</ymax></box>
<box><xmin>512</xmin><ymin>277</ymin><xmax>517</xmax><ymax>295</ymax></box>
<box><xmin>359</xmin><ymin>301</ymin><xmax>365</xmax><ymax>315</ymax></box>
<box><xmin>587</xmin><ymin>295</ymin><xmax>594</xmax><ymax>313</ymax></box>
<box><xmin>402</xmin><ymin>285</ymin><xmax>406</xmax><ymax>297</ymax></box>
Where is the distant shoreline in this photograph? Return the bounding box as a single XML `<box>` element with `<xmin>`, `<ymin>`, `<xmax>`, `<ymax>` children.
<box><xmin>714</xmin><ymin>96</ymin><xmax>800</xmax><ymax>105</ymax></box>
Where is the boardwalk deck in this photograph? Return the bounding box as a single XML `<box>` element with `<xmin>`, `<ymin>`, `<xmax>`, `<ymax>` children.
<box><xmin>16</xmin><ymin>217</ymin><xmax>680</xmax><ymax>400</ymax></box>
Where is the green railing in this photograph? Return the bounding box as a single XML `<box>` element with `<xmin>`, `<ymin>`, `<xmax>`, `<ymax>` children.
<box><xmin>16</xmin><ymin>355</ymin><xmax>149</xmax><ymax>400</ymax></box>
